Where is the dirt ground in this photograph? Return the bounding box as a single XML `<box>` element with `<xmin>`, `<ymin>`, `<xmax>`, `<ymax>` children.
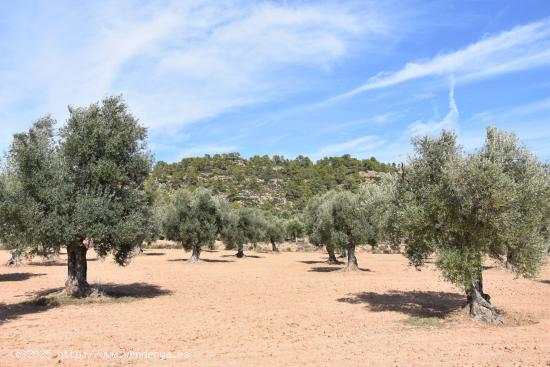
<box><xmin>1</xmin><ymin>246</ymin><xmax>549</xmax><ymax>367</ymax></box>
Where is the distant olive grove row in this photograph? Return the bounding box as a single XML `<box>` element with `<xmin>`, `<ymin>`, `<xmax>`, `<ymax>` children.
<box><xmin>1</xmin><ymin>96</ymin><xmax>549</xmax><ymax>323</ymax></box>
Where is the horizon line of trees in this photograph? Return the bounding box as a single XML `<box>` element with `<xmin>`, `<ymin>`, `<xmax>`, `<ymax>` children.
<box><xmin>1</xmin><ymin>95</ymin><xmax>548</xmax><ymax>324</ymax></box>
<box><xmin>147</xmin><ymin>151</ymin><xmax>396</xmax><ymax>210</ymax></box>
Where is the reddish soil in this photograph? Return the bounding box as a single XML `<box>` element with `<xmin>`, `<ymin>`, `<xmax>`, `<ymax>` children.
<box><xmin>1</xmin><ymin>247</ymin><xmax>549</xmax><ymax>366</ymax></box>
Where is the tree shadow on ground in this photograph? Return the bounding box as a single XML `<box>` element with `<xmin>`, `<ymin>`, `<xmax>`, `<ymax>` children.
<box><xmin>299</xmin><ymin>260</ymin><xmax>344</xmax><ymax>265</ymax></box>
<box><xmin>337</xmin><ymin>290</ymin><xmax>465</xmax><ymax>318</ymax></box>
<box><xmin>309</xmin><ymin>266</ymin><xmax>371</xmax><ymax>273</ymax></box>
<box><xmin>27</xmin><ymin>261</ymin><xmax>67</xmax><ymax>267</ymax></box>
<box><xmin>0</xmin><ymin>273</ymin><xmax>46</xmax><ymax>282</ymax></box>
<box><xmin>308</xmin><ymin>266</ymin><xmax>340</xmax><ymax>272</ymax></box>
<box><xmin>27</xmin><ymin>257</ymin><xmax>98</xmax><ymax>267</ymax></box>
<box><xmin>1</xmin><ymin>282</ymin><xmax>171</xmax><ymax>325</ymax></box>
<box><xmin>538</xmin><ymin>280</ymin><xmax>550</xmax><ymax>285</ymax></box>
<box><xmin>168</xmin><ymin>258</ymin><xmax>234</xmax><ymax>263</ymax></box>
<box><xmin>31</xmin><ymin>287</ymin><xmax>64</xmax><ymax>297</ymax></box>
<box><xmin>0</xmin><ymin>299</ymin><xmax>57</xmax><ymax>325</ymax></box>
<box><xmin>143</xmin><ymin>252</ymin><xmax>165</xmax><ymax>256</ymax></box>
<box><xmin>220</xmin><ymin>254</ymin><xmax>264</xmax><ymax>259</ymax></box>
<box><xmin>99</xmin><ymin>282</ymin><xmax>172</xmax><ymax>298</ymax></box>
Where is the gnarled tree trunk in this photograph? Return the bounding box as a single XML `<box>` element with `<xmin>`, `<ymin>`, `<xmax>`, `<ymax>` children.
<box><xmin>236</xmin><ymin>243</ymin><xmax>245</xmax><ymax>258</ymax></box>
<box><xmin>271</xmin><ymin>240</ymin><xmax>279</xmax><ymax>253</ymax></box>
<box><xmin>6</xmin><ymin>246</ymin><xmax>22</xmax><ymax>267</ymax></box>
<box><xmin>341</xmin><ymin>241</ymin><xmax>359</xmax><ymax>272</ymax></box>
<box><xmin>65</xmin><ymin>244</ymin><xmax>90</xmax><ymax>298</ymax></box>
<box><xmin>326</xmin><ymin>244</ymin><xmax>338</xmax><ymax>264</ymax></box>
<box><xmin>466</xmin><ymin>273</ymin><xmax>500</xmax><ymax>322</ymax></box>
<box><xmin>188</xmin><ymin>243</ymin><xmax>201</xmax><ymax>263</ymax></box>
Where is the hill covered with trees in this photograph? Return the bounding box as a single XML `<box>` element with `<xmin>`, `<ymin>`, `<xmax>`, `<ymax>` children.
<box><xmin>146</xmin><ymin>153</ymin><xmax>396</xmax><ymax>210</ymax></box>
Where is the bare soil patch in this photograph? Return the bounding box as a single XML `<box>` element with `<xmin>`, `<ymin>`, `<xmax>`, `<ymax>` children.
<box><xmin>1</xmin><ymin>249</ymin><xmax>549</xmax><ymax>366</ymax></box>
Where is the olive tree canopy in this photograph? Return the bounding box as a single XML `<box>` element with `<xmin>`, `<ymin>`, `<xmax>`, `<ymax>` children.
<box><xmin>163</xmin><ymin>188</ymin><xmax>224</xmax><ymax>262</ymax></box>
<box><xmin>394</xmin><ymin>128</ymin><xmax>549</xmax><ymax>322</ymax></box>
<box><xmin>220</xmin><ymin>207</ymin><xmax>265</xmax><ymax>258</ymax></box>
<box><xmin>262</xmin><ymin>214</ymin><xmax>285</xmax><ymax>253</ymax></box>
<box><xmin>285</xmin><ymin>216</ymin><xmax>304</xmax><ymax>243</ymax></box>
<box><xmin>304</xmin><ymin>191</ymin><xmax>339</xmax><ymax>264</ymax></box>
<box><xmin>0</xmin><ymin>96</ymin><xmax>152</xmax><ymax>297</ymax></box>
<box><xmin>304</xmin><ymin>190</ymin><xmax>374</xmax><ymax>271</ymax></box>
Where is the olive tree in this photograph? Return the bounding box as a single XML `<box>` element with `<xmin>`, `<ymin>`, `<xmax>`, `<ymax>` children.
<box><xmin>359</xmin><ymin>175</ymin><xmax>400</xmax><ymax>249</ymax></box>
<box><xmin>394</xmin><ymin>128</ymin><xmax>549</xmax><ymax>322</ymax></box>
<box><xmin>163</xmin><ymin>188</ymin><xmax>223</xmax><ymax>262</ymax></box>
<box><xmin>221</xmin><ymin>207</ymin><xmax>264</xmax><ymax>258</ymax></box>
<box><xmin>262</xmin><ymin>214</ymin><xmax>285</xmax><ymax>253</ymax></box>
<box><xmin>305</xmin><ymin>190</ymin><xmax>373</xmax><ymax>271</ymax></box>
<box><xmin>285</xmin><ymin>216</ymin><xmax>304</xmax><ymax>243</ymax></box>
<box><xmin>219</xmin><ymin>208</ymin><xmax>241</xmax><ymax>252</ymax></box>
<box><xmin>0</xmin><ymin>117</ymin><xmax>65</xmax><ymax>267</ymax></box>
<box><xmin>0</xmin><ymin>97</ymin><xmax>152</xmax><ymax>297</ymax></box>
<box><xmin>0</xmin><ymin>170</ymin><xmax>34</xmax><ymax>266</ymax></box>
<box><xmin>304</xmin><ymin>192</ymin><xmax>339</xmax><ymax>264</ymax></box>
<box><xmin>329</xmin><ymin>191</ymin><xmax>372</xmax><ymax>271</ymax></box>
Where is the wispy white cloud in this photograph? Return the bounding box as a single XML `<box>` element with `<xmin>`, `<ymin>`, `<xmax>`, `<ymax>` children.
<box><xmin>0</xmin><ymin>1</ymin><xmax>397</xmax><ymax>136</ymax></box>
<box><xmin>461</xmin><ymin>96</ymin><xmax>550</xmax><ymax>154</ymax></box>
<box><xmin>372</xmin><ymin>76</ymin><xmax>460</xmax><ymax>162</ymax></box>
<box><xmin>315</xmin><ymin>112</ymin><xmax>401</xmax><ymax>136</ymax></box>
<box><xmin>130</xmin><ymin>1</ymin><xmax>396</xmax><ymax>130</ymax></box>
<box><xmin>308</xmin><ymin>76</ymin><xmax>459</xmax><ymax>162</ymax></box>
<box><xmin>408</xmin><ymin>75</ymin><xmax>458</xmax><ymax>136</ymax></box>
<box><xmin>326</xmin><ymin>17</ymin><xmax>550</xmax><ymax>102</ymax></box>
<box><xmin>467</xmin><ymin>96</ymin><xmax>550</xmax><ymax>129</ymax></box>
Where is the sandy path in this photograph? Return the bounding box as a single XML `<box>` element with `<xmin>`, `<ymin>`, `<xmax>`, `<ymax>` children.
<box><xmin>1</xmin><ymin>248</ymin><xmax>549</xmax><ymax>366</ymax></box>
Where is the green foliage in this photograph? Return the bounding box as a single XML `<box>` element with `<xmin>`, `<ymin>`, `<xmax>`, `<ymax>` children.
<box><xmin>394</xmin><ymin>131</ymin><xmax>462</xmax><ymax>267</ymax></box>
<box><xmin>262</xmin><ymin>214</ymin><xmax>285</xmax><ymax>245</ymax></box>
<box><xmin>0</xmin><ymin>117</ymin><xmax>64</xmax><ymax>256</ymax></box>
<box><xmin>304</xmin><ymin>190</ymin><xmax>375</xmax><ymax>249</ymax></box>
<box><xmin>393</xmin><ymin>127</ymin><xmax>549</xmax><ymax>292</ymax></box>
<box><xmin>358</xmin><ymin>179</ymin><xmax>399</xmax><ymax>246</ymax></box>
<box><xmin>435</xmin><ymin>247</ymin><xmax>483</xmax><ymax>290</ymax></box>
<box><xmin>329</xmin><ymin>191</ymin><xmax>371</xmax><ymax>248</ymax></box>
<box><xmin>304</xmin><ymin>192</ymin><xmax>340</xmax><ymax>249</ymax></box>
<box><xmin>61</xmin><ymin>96</ymin><xmax>152</xmax><ymax>264</ymax></box>
<box><xmin>0</xmin><ymin>96</ymin><xmax>152</xmax><ymax>265</ymax></box>
<box><xmin>238</xmin><ymin>207</ymin><xmax>266</xmax><ymax>245</ymax></box>
<box><xmin>147</xmin><ymin>153</ymin><xmax>394</xmax><ymax>211</ymax></box>
<box><xmin>285</xmin><ymin>216</ymin><xmax>304</xmax><ymax>241</ymax></box>
<box><xmin>163</xmin><ymin>188</ymin><xmax>223</xmax><ymax>251</ymax></box>
<box><xmin>220</xmin><ymin>206</ymin><xmax>265</xmax><ymax>250</ymax></box>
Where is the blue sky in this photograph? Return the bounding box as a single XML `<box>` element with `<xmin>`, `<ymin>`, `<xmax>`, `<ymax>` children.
<box><xmin>1</xmin><ymin>1</ymin><xmax>550</xmax><ymax>163</ymax></box>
